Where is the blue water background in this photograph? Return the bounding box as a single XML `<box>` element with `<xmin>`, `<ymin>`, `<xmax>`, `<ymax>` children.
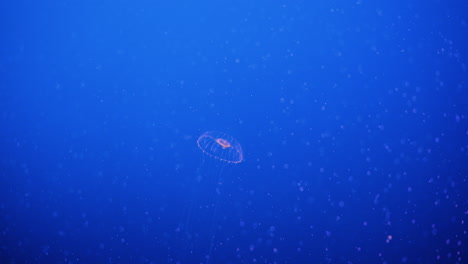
<box><xmin>0</xmin><ymin>1</ymin><xmax>467</xmax><ymax>263</ymax></box>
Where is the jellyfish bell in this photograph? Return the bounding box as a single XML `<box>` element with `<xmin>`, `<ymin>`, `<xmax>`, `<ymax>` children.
<box><xmin>197</xmin><ymin>131</ymin><xmax>243</xmax><ymax>164</ymax></box>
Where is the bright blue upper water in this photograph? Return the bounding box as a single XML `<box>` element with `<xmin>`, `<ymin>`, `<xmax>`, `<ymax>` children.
<box><xmin>0</xmin><ymin>1</ymin><xmax>466</xmax><ymax>263</ymax></box>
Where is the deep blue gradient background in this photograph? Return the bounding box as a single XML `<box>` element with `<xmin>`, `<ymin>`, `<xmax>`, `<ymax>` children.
<box><xmin>0</xmin><ymin>0</ymin><xmax>467</xmax><ymax>263</ymax></box>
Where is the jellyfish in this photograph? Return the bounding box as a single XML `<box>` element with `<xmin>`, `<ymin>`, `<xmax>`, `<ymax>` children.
<box><xmin>175</xmin><ymin>131</ymin><xmax>243</xmax><ymax>264</ymax></box>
